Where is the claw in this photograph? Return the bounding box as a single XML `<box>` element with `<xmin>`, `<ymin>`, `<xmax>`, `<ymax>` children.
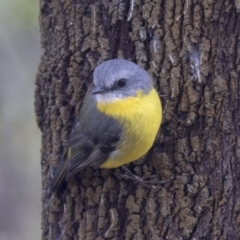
<box><xmin>120</xmin><ymin>166</ymin><xmax>172</xmax><ymax>188</ymax></box>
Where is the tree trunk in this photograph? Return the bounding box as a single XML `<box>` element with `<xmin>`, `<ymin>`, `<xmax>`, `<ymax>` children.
<box><xmin>35</xmin><ymin>0</ymin><xmax>240</xmax><ymax>239</ymax></box>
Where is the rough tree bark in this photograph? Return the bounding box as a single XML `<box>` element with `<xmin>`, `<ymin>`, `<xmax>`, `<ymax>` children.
<box><xmin>35</xmin><ymin>0</ymin><xmax>240</xmax><ymax>239</ymax></box>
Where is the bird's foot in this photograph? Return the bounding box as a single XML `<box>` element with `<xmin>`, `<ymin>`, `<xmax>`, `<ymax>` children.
<box><xmin>121</xmin><ymin>166</ymin><xmax>172</xmax><ymax>189</ymax></box>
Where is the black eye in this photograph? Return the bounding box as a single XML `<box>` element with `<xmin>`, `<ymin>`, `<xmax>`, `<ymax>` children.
<box><xmin>117</xmin><ymin>79</ymin><xmax>126</xmax><ymax>87</ymax></box>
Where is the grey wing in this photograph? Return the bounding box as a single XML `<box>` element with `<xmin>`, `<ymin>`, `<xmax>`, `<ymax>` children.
<box><xmin>51</xmin><ymin>91</ymin><xmax>122</xmax><ymax>191</ymax></box>
<box><xmin>66</xmin><ymin>132</ymin><xmax>120</xmax><ymax>180</ymax></box>
<box><xmin>67</xmin><ymin>91</ymin><xmax>122</xmax><ymax>179</ymax></box>
<box><xmin>50</xmin><ymin>134</ymin><xmax>94</xmax><ymax>192</ymax></box>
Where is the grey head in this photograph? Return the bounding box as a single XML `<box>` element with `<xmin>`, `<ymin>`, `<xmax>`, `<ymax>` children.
<box><xmin>92</xmin><ymin>59</ymin><xmax>153</xmax><ymax>101</ymax></box>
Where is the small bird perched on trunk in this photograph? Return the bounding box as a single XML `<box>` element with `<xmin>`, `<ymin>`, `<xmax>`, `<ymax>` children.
<box><xmin>51</xmin><ymin>59</ymin><xmax>162</xmax><ymax>191</ymax></box>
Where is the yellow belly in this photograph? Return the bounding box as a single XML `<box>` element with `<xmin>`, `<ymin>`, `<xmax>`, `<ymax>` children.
<box><xmin>96</xmin><ymin>88</ymin><xmax>162</xmax><ymax>168</ymax></box>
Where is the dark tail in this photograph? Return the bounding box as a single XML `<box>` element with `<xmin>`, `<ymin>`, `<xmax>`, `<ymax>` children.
<box><xmin>50</xmin><ymin>157</ymin><xmax>68</xmax><ymax>192</ymax></box>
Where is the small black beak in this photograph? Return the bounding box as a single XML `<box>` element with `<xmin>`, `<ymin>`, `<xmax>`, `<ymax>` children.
<box><xmin>92</xmin><ymin>86</ymin><xmax>105</xmax><ymax>95</ymax></box>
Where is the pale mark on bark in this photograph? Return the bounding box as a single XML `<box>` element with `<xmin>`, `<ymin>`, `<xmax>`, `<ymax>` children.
<box><xmin>152</xmin><ymin>61</ymin><xmax>156</xmax><ymax>68</ymax></box>
<box><xmin>184</xmin><ymin>0</ymin><xmax>189</xmax><ymax>15</ymax></box>
<box><xmin>169</xmin><ymin>54</ymin><xmax>174</xmax><ymax>64</ymax></box>
<box><xmin>92</xmin><ymin>5</ymin><xmax>96</xmax><ymax>33</ymax></box>
<box><xmin>127</xmin><ymin>0</ymin><xmax>134</xmax><ymax>21</ymax></box>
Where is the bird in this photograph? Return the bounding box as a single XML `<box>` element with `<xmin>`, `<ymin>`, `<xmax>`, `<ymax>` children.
<box><xmin>51</xmin><ymin>59</ymin><xmax>162</xmax><ymax>191</ymax></box>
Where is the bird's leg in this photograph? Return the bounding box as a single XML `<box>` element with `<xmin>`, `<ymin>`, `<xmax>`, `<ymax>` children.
<box><xmin>121</xmin><ymin>166</ymin><xmax>171</xmax><ymax>189</ymax></box>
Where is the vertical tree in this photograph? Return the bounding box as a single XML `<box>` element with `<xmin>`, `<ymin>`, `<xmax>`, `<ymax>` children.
<box><xmin>36</xmin><ymin>0</ymin><xmax>240</xmax><ymax>239</ymax></box>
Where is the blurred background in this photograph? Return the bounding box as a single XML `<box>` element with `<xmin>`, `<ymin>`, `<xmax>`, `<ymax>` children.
<box><xmin>0</xmin><ymin>1</ymin><xmax>41</xmax><ymax>239</ymax></box>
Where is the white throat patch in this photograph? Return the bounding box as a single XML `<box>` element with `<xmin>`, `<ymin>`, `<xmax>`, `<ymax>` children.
<box><xmin>95</xmin><ymin>92</ymin><xmax>124</xmax><ymax>103</ymax></box>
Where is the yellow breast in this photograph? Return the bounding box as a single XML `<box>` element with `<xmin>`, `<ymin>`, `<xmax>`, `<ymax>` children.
<box><xmin>96</xmin><ymin>88</ymin><xmax>162</xmax><ymax>168</ymax></box>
